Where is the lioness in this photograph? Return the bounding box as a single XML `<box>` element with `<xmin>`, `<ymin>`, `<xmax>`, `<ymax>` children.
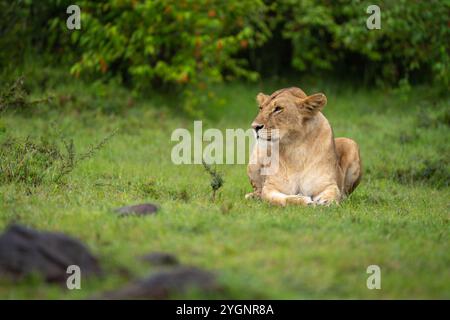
<box><xmin>246</xmin><ymin>87</ymin><xmax>361</xmax><ymax>206</ymax></box>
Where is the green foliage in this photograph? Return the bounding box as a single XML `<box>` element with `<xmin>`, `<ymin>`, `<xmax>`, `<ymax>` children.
<box><xmin>55</xmin><ymin>1</ymin><xmax>269</xmax><ymax>90</ymax></box>
<box><xmin>2</xmin><ymin>0</ymin><xmax>448</xmax><ymax>111</ymax></box>
<box><xmin>276</xmin><ymin>0</ymin><xmax>450</xmax><ymax>87</ymax></box>
<box><xmin>0</xmin><ymin>135</ymin><xmax>71</xmax><ymax>186</ymax></box>
<box><xmin>0</xmin><ymin>77</ymin><xmax>28</xmax><ymax>112</ymax></box>
<box><xmin>0</xmin><ymin>1</ymin><xmax>29</xmax><ymax>72</ymax></box>
<box><xmin>0</xmin><ymin>129</ymin><xmax>117</xmax><ymax>187</ymax></box>
<box><xmin>0</xmin><ymin>0</ymin><xmax>73</xmax><ymax>74</ymax></box>
<box><xmin>0</xmin><ymin>77</ymin><xmax>117</xmax><ymax>186</ymax></box>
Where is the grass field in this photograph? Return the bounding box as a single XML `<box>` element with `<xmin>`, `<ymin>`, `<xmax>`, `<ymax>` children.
<box><xmin>0</xmin><ymin>73</ymin><xmax>449</xmax><ymax>299</ymax></box>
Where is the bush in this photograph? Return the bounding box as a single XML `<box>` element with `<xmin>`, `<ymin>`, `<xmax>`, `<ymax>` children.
<box><xmin>1</xmin><ymin>0</ymin><xmax>448</xmax><ymax>111</ymax></box>
<box><xmin>0</xmin><ymin>131</ymin><xmax>116</xmax><ymax>186</ymax></box>
<box><xmin>54</xmin><ymin>1</ymin><xmax>270</xmax><ymax>90</ymax></box>
<box><xmin>276</xmin><ymin>0</ymin><xmax>450</xmax><ymax>87</ymax></box>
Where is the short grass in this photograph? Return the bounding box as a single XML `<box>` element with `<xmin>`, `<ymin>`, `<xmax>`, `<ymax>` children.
<box><xmin>0</xmin><ymin>72</ymin><xmax>449</xmax><ymax>299</ymax></box>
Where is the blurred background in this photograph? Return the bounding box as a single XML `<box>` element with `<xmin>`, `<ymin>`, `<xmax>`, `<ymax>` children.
<box><xmin>1</xmin><ymin>0</ymin><xmax>448</xmax><ymax>109</ymax></box>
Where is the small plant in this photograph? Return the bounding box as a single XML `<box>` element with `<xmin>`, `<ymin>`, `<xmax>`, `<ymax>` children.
<box><xmin>0</xmin><ymin>129</ymin><xmax>117</xmax><ymax>186</ymax></box>
<box><xmin>202</xmin><ymin>160</ymin><xmax>224</xmax><ymax>202</ymax></box>
<box><xmin>54</xmin><ymin>129</ymin><xmax>118</xmax><ymax>183</ymax></box>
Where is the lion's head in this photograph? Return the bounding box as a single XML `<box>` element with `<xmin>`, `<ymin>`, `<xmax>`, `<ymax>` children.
<box><xmin>251</xmin><ymin>87</ymin><xmax>327</xmax><ymax>142</ymax></box>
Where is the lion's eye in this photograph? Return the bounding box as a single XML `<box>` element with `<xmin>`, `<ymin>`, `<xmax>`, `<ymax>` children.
<box><xmin>273</xmin><ymin>106</ymin><xmax>283</xmax><ymax>113</ymax></box>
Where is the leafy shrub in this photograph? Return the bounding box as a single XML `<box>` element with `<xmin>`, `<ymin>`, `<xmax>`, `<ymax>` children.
<box><xmin>276</xmin><ymin>0</ymin><xmax>450</xmax><ymax>87</ymax></box>
<box><xmin>0</xmin><ymin>131</ymin><xmax>116</xmax><ymax>186</ymax></box>
<box><xmin>51</xmin><ymin>1</ymin><xmax>270</xmax><ymax>94</ymax></box>
<box><xmin>0</xmin><ymin>1</ymin><xmax>29</xmax><ymax>72</ymax></box>
<box><xmin>2</xmin><ymin>0</ymin><xmax>448</xmax><ymax>112</ymax></box>
<box><xmin>0</xmin><ymin>0</ymin><xmax>72</xmax><ymax>76</ymax></box>
<box><xmin>0</xmin><ymin>77</ymin><xmax>29</xmax><ymax>112</ymax></box>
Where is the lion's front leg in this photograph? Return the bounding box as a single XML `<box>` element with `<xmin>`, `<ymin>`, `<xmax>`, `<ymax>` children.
<box><xmin>312</xmin><ymin>184</ymin><xmax>341</xmax><ymax>206</ymax></box>
<box><xmin>262</xmin><ymin>186</ymin><xmax>313</xmax><ymax>206</ymax></box>
<box><xmin>245</xmin><ymin>146</ymin><xmax>264</xmax><ymax>200</ymax></box>
<box><xmin>245</xmin><ymin>163</ymin><xmax>263</xmax><ymax>199</ymax></box>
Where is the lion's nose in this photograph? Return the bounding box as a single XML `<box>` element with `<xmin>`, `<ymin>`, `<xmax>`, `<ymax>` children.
<box><xmin>252</xmin><ymin>123</ymin><xmax>264</xmax><ymax>134</ymax></box>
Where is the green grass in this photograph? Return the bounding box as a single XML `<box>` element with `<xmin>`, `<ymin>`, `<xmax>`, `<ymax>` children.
<box><xmin>0</xmin><ymin>73</ymin><xmax>449</xmax><ymax>299</ymax></box>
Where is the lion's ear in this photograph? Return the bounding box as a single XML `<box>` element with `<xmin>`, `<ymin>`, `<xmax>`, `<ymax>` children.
<box><xmin>256</xmin><ymin>93</ymin><xmax>269</xmax><ymax>106</ymax></box>
<box><xmin>299</xmin><ymin>93</ymin><xmax>327</xmax><ymax>116</ymax></box>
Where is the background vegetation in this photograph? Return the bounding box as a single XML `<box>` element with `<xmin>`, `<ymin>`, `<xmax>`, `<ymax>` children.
<box><xmin>1</xmin><ymin>1</ymin><xmax>449</xmax><ymax>107</ymax></box>
<box><xmin>0</xmin><ymin>0</ymin><xmax>448</xmax><ymax>299</ymax></box>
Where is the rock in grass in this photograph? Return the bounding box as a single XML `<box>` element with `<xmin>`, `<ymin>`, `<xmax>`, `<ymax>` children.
<box><xmin>100</xmin><ymin>266</ymin><xmax>220</xmax><ymax>299</ymax></box>
<box><xmin>0</xmin><ymin>224</ymin><xmax>102</xmax><ymax>283</ymax></box>
<box><xmin>115</xmin><ymin>203</ymin><xmax>158</xmax><ymax>216</ymax></box>
<box><xmin>140</xmin><ymin>252</ymin><xmax>179</xmax><ymax>266</ymax></box>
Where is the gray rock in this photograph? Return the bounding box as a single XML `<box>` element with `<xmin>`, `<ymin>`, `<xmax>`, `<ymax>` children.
<box><xmin>101</xmin><ymin>266</ymin><xmax>220</xmax><ymax>299</ymax></box>
<box><xmin>115</xmin><ymin>203</ymin><xmax>158</xmax><ymax>216</ymax></box>
<box><xmin>0</xmin><ymin>224</ymin><xmax>102</xmax><ymax>283</ymax></box>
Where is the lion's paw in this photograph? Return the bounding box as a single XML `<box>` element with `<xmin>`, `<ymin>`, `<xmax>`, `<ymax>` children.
<box><xmin>245</xmin><ymin>192</ymin><xmax>261</xmax><ymax>200</ymax></box>
<box><xmin>285</xmin><ymin>195</ymin><xmax>314</xmax><ymax>206</ymax></box>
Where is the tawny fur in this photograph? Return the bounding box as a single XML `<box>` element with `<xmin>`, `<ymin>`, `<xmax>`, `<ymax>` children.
<box><xmin>246</xmin><ymin>87</ymin><xmax>362</xmax><ymax>206</ymax></box>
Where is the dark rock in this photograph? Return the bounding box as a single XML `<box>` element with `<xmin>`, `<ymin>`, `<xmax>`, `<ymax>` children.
<box><xmin>101</xmin><ymin>266</ymin><xmax>220</xmax><ymax>299</ymax></box>
<box><xmin>0</xmin><ymin>224</ymin><xmax>102</xmax><ymax>283</ymax></box>
<box><xmin>140</xmin><ymin>252</ymin><xmax>179</xmax><ymax>266</ymax></box>
<box><xmin>115</xmin><ymin>203</ymin><xmax>158</xmax><ymax>216</ymax></box>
